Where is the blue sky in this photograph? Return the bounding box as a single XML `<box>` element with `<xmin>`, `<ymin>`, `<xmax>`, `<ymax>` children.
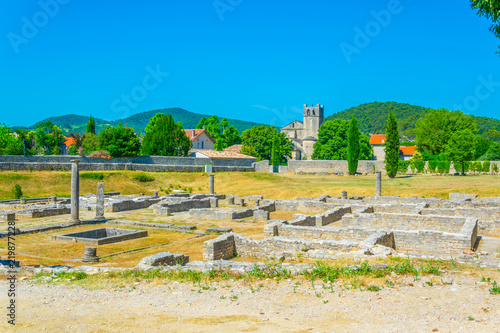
<box><xmin>1</xmin><ymin>0</ymin><xmax>499</xmax><ymax>128</ymax></box>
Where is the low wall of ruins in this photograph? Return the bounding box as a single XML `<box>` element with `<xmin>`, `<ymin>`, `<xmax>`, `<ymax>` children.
<box><xmin>203</xmin><ymin>232</ymin><xmax>395</xmax><ymax>261</ymax></box>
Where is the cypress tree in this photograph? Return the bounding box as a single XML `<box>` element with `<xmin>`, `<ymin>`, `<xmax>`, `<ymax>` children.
<box><xmin>347</xmin><ymin>117</ymin><xmax>360</xmax><ymax>175</ymax></box>
<box><xmin>384</xmin><ymin>108</ymin><xmax>400</xmax><ymax>178</ymax></box>
<box><xmin>86</xmin><ymin>116</ymin><xmax>95</xmax><ymax>134</ymax></box>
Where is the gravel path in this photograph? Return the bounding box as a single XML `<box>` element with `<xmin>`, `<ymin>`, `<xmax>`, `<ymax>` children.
<box><xmin>1</xmin><ymin>272</ymin><xmax>499</xmax><ymax>332</ymax></box>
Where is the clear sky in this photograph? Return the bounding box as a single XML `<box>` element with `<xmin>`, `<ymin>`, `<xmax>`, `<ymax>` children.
<box><xmin>1</xmin><ymin>0</ymin><xmax>499</xmax><ymax>128</ymax></box>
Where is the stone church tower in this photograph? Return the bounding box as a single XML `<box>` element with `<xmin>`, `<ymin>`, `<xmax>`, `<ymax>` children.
<box><xmin>303</xmin><ymin>104</ymin><xmax>324</xmax><ymax>139</ymax></box>
<box><xmin>281</xmin><ymin>104</ymin><xmax>325</xmax><ymax>160</ymax></box>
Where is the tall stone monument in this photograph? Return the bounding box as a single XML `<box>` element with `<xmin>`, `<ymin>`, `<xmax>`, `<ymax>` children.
<box><xmin>70</xmin><ymin>160</ymin><xmax>80</xmax><ymax>223</ymax></box>
<box><xmin>95</xmin><ymin>182</ymin><xmax>105</xmax><ymax>221</ymax></box>
<box><xmin>376</xmin><ymin>171</ymin><xmax>382</xmax><ymax>197</ymax></box>
<box><xmin>209</xmin><ymin>174</ymin><xmax>215</xmax><ymax>195</ymax></box>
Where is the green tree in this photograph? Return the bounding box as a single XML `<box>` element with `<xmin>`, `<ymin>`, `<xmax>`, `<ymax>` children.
<box><xmin>470</xmin><ymin>0</ymin><xmax>500</xmax><ymax>52</ymax></box>
<box><xmin>144</xmin><ymin>113</ymin><xmax>166</xmax><ymax>134</ymax></box>
<box><xmin>482</xmin><ymin>141</ymin><xmax>500</xmax><ymax>160</ymax></box>
<box><xmin>384</xmin><ymin>109</ymin><xmax>400</xmax><ymax>178</ymax></box>
<box><xmin>312</xmin><ymin>119</ymin><xmax>372</xmax><ymax>160</ymax></box>
<box><xmin>474</xmin><ymin>135</ymin><xmax>492</xmax><ymax>159</ymax></box>
<box><xmin>445</xmin><ymin>129</ymin><xmax>476</xmax><ymax>175</ymax></box>
<box><xmin>414</xmin><ymin>109</ymin><xmax>477</xmax><ymax>156</ymax></box>
<box><xmin>0</xmin><ymin>124</ymin><xmax>23</xmax><ymax>155</ymax></box>
<box><xmin>197</xmin><ymin>115</ymin><xmax>240</xmax><ymax>151</ymax></box>
<box><xmin>483</xmin><ymin>129</ymin><xmax>500</xmax><ymax>141</ymax></box>
<box><xmin>347</xmin><ymin>117</ymin><xmax>361</xmax><ymax>175</ymax></box>
<box><xmin>82</xmin><ymin>133</ymin><xmax>99</xmax><ymax>155</ymax></box>
<box><xmin>98</xmin><ymin>125</ymin><xmax>141</xmax><ymax>158</ymax></box>
<box><xmin>141</xmin><ymin>114</ymin><xmax>192</xmax><ymax>156</ymax></box>
<box><xmin>34</xmin><ymin>120</ymin><xmax>65</xmax><ymax>155</ymax></box>
<box><xmin>86</xmin><ymin>116</ymin><xmax>95</xmax><ymax>134</ymax></box>
<box><xmin>241</xmin><ymin>125</ymin><xmax>293</xmax><ymax>162</ymax></box>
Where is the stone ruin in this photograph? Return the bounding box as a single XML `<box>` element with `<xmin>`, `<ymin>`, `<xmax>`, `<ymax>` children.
<box><xmin>1</xmin><ymin>167</ymin><xmax>499</xmax><ymax>272</ymax></box>
<box><xmin>200</xmin><ymin>192</ymin><xmax>500</xmax><ymax>268</ymax></box>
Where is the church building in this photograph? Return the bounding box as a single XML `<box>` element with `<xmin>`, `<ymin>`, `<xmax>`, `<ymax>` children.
<box><xmin>281</xmin><ymin>104</ymin><xmax>324</xmax><ymax>160</ymax></box>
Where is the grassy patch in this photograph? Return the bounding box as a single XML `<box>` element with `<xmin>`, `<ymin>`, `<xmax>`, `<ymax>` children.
<box><xmin>132</xmin><ymin>173</ymin><xmax>155</xmax><ymax>183</ymax></box>
<box><xmin>80</xmin><ymin>172</ymin><xmax>104</xmax><ymax>180</ymax></box>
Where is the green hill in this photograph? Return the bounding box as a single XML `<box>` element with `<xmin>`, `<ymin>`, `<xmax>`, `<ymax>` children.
<box><xmin>325</xmin><ymin>101</ymin><xmax>500</xmax><ymax>140</ymax></box>
<box><xmin>18</xmin><ymin>108</ymin><xmax>264</xmax><ymax>135</ymax></box>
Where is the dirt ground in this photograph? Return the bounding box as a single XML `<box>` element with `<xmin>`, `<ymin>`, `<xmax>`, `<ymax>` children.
<box><xmin>1</xmin><ymin>272</ymin><xmax>499</xmax><ymax>332</ymax></box>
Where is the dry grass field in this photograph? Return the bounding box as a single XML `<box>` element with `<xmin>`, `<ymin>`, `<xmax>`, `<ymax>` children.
<box><xmin>1</xmin><ymin>170</ymin><xmax>499</xmax><ymax>200</ymax></box>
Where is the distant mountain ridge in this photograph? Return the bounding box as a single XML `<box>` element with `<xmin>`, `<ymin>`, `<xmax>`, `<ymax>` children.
<box><xmin>14</xmin><ymin>108</ymin><xmax>265</xmax><ymax>135</ymax></box>
<box><xmin>325</xmin><ymin>101</ymin><xmax>500</xmax><ymax>140</ymax></box>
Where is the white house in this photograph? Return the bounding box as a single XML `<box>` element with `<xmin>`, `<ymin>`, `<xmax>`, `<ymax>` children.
<box><xmin>183</xmin><ymin>129</ymin><xmax>215</xmax><ymax>150</ymax></box>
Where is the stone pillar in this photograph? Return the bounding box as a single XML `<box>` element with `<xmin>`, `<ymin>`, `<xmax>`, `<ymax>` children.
<box><xmin>19</xmin><ymin>198</ymin><xmax>26</xmax><ymax>204</ymax></box>
<box><xmin>81</xmin><ymin>246</ymin><xmax>100</xmax><ymax>263</ymax></box>
<box><xmin>227</xmin><ymin>196</ymin><xmax>235</xmax><ymax>205</ymax></box>
<box><xmin>95</xmin><ymin>182</ymin><xmax>105</xmax><ymax>221</ymax></box>
<box><xmin>153</xmin><ymin>191</ymin><xmax>158</xmax><ymax>198</ymax></box>
<box><xmin>376</xmin><ymin>171</ymin><xmax>382</xmax><ymax>197</ymax></box>
<box><xmin>342</xmin><ymin>191</ymin><xmax>347</xmax><ymax>200</ymax></box>
<box><xmin>70</xmin><ymin>160</ymin><xmax>80</xmax><ymax>223</ymax></box>
<box><xmin>51</xmin><ymin>196</ymin><xmax>57</xmax><ymax>204</ymax></box>
<box><xmin>209</xmin><ymin>174</ymin><xmax>215</xmax><ymax>195</ymax></box>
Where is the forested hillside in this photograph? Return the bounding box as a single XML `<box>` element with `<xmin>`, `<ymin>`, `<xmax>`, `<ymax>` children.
<box><xmin>15</xmin><ymin>108</ymin><xmax>264</xmax><ymax>135</ymax></box>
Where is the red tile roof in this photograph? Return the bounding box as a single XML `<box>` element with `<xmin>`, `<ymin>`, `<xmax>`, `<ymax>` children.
<box><xmin>64</xmin><ymin>137</ymin><xmax>76</xmax><ymax>147</ymax></box>
<box><xmin>399</xmin><ymin>146</ymin><xmax>417</xmax><ymax>155</ymax></box>
<box><xmin>183</xmin><ymin>129</ymin><xmax>208</xmax><ymax>142</ymax></box>
<box><xmin>369</xmin><ymin>134</ymin><xmax>386</xmax><ymax>145</ymax></box>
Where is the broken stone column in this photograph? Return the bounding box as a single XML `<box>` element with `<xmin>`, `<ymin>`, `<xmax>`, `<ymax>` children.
<box><xmin>95</xmin><ymin>182</ymin><xmax>105</xmax><ymax>221</ymax></box>
<box><xmin>81</xmin><ymin>246</ymin><xmax>100</xmax><ymax>263</ymax></box>
<box><xmin>70</xmin><ymin>160</ymin><xmax>80</xmax><ymax>223</ymax></box>
<box><xmin>227</xmin><ymin>196</ymin><xmax>235</xmax><ymax>205</ymax></box>
<box><xmin>153</xmin><ymin>191</ymin><xmax>159</xmax><ymax>198</ymax></box>
<box><xmin>209</xmin><ymin>174</ymin><xmax>215</xmax><ymax>195</ymax></box>
<box><xmin>51</xmin><ymin>196</ymin><xmax>57</xmax><ymax>204</ymax></box>
<box><xmin>342</xmin><ymin>191</ymin><xmax>347</xmax><ymax>200</ymax></box>
<box><xmin>376</xmin><ymin>171</ymin><xmax>382</xmax><ymax>197</ymax></box>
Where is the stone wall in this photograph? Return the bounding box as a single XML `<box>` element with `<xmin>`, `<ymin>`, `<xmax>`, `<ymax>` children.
<box><xmin>202</xmin><ymin>232</ymin><xmax>395</xmax><ymax>260</ymax></box>
<box><xmin>0</xmin><ymin>162</ymin><xmax>252</xmax><ymax>173</ymax></box>
<box><xmin>203</xmin><ymin>234</ymin><xmax>235</xmax><ymax>260</ymax></box>
<box><xmin>153</xmin><ymin>198</ymin><xmax>213</xmax><ymax>214</ymax></box>
<box><xmin>341</xmin><ymin>212</ymin><xmax>469</xmax><ymax>233</ymax></box>
<box><xmin>315</xmin><ymin>206</ymin><xmax>352</xmax><ymax>227</ymax></box>
<box><xmin>189</xmin><ymin>208</ymin><xmax>254</xmax><ymax>221</ymax></box>
<box><xmin>105</xmin><ymin>196</ymin><xmax>162</xmax><ymax>212</ymax></box>
<box><xmin>0</xmin><ymin>155</ymin><xmax>255</xmax><ymax>167</ymax></box>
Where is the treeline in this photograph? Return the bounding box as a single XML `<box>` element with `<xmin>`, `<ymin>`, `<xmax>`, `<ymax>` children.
<box><xmin>0</xmin><ymin>114</ymin><xmax>295</xmax><ymax>162</ymax></box>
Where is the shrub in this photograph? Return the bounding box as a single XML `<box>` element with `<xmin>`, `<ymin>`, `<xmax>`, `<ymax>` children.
<box><xmin>11</xmin><ymin>184</ymin><xmax>22</xmax><ymax>199</ymax></box>
<box><xmin>398</xmin><ymin>161</ymin><xmax>410</xmax><ymax>173</ymax></box>
<box><xmin>80</xmin><ymin>172</ymin><xmax>104</xmax><ymax>180</ymax></box>
<box><xmin>436</xmin><ymin>161</ymin><xmax>451</xmax><ymax>174</ymax></box>
<box><xmin>482</xmin><ymin>161</ymin><xmax>491</xmax><ymax>173</ymax></box>
<box><xmin>88</xmin><ymin>151</ymin><xmax>112</xmax><ymax>159</ymax></box>
<box><xmin>410</xmin><ymin>160</ymin><xmax>426</xmax><ymax>173</ymax></box>
<box><xmin>133</xmin><ymin>173</ymin><xmax>155</xmax><ymax>182</ymax></box>
<box><xmin>428</xmin><ymin>160</ymin><xmax>438</xmax><ymax>173</ymax></box>
<box><xmin>493</xmin><ymin>164</ymin><xmax>499</xmax><ymax>173</ymax></box>
<box><xmin>472</xmin><ymin>161</ymin><xmax>482</xmax><ymax>172</ymax></box>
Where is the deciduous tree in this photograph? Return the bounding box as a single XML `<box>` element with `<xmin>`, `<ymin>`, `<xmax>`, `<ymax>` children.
<box><xmin>445</xmin><ymin>129</ymin><xmax>476</xmax><ymax>175</ymax></box>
